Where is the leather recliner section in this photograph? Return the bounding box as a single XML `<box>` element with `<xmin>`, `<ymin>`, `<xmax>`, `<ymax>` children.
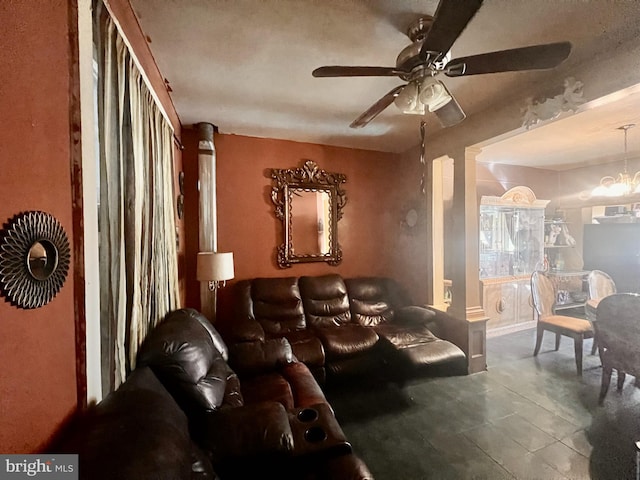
<box><xmin>137</xmin><ymin>308</ymin><xmax>232</xmax><ymax>413</ymax></box>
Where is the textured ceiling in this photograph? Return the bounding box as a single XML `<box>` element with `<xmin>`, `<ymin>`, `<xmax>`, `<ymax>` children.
<box><xmin>130</xmin><ymin>0</ymin><xmax>640</xmax><ymax>166</ymax></box>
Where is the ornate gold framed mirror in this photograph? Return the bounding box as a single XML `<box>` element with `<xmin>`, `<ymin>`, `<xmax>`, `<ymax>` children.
<box><xmin>270</xmin><ymin>160</ymin><xmax>347</xmax><ymax>268</ymax></box>
<box><xmin>0</xmin><ymin>211</ymin><xmax>70</xmax><ymax>308</ymax></box>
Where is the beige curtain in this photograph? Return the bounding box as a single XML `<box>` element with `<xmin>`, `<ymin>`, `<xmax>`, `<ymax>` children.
<box><xmin>96</xmin><ymin>9</ymin><xmax>179</xmax><ymax>392</ymax></box>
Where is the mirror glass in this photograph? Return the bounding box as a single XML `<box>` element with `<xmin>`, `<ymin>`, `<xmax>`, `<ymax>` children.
<box><xmin>271</xmin><ymin>160</ymin><xmax>347</xmax><ymax>268</ymax></box>
<box><xmin>27</xmin><ymin>240</ymin><xmax>58</xmax><ymax>281</ymax></box>
<box><xmin>290</xmin><ymin>189</ymin><xmax>331</xmax><ymax>256</ymax></box>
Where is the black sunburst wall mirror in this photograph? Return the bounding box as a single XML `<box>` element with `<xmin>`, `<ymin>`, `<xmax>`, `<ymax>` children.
<box><xmin>0</xmin><ymin>211</ymin><xmax>70</xmax><ymax>309</ymax></box>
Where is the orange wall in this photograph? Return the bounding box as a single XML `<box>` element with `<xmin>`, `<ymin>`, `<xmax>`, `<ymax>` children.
<box><xmin>182</xmin><ymin>131</ymin><xmax>430</xmax><ymax>320</ymax></box>
<box><xmin>0</xmin><ymin>1</ymin><xmax>79</xmax><ymax>452</ymax></box>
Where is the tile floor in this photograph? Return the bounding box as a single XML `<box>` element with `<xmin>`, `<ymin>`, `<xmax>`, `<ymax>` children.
<box><xmin>326</xmin><ymin>328</ymin><xmax>640</xmax><ymax>479</ymax></box>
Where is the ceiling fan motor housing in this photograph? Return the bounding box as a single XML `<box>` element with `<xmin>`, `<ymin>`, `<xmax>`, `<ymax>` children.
<box><xmin>396</xmin><ymin>16</ymin><xmax>449</xmax><ymax>75</ymax></box>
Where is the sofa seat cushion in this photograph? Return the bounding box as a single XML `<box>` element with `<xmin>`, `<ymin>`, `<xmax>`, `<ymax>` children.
<box><xmin>278</xmin><ymin>330</ymin><xmax>325</xmax><ymax>367</ymax></box>
<box><xmin>373</xmin><ymin>323</ymin><xmax>437</xmax><ymax>348</ymax></box>
<box><xmin>399</xmin><ymin>338</ymin><xmax>467</xmax><ymax>367</ymax></box>
<box><xmin>240</xmin><ymin>372</ymin><xmax>295</xmax><ymax>411</ymax></box>
<box><xmin>375</xmin><ymin>323</ymin><xmax>466</xmax><ymax>368</ymax></box>
<box><xmin>313</xmin><ymin>325</ymin><xmax>379</xmax><ymax>360</ymax></box>
<box><xmin>228</xmin><ymin>338</ymin><xmax>293</xmax><ymax>377</ymax></box>
<box><xmin>204</xmin><ymin>402</ymin><xmax>294</xmax><ymax>462</ymax></box>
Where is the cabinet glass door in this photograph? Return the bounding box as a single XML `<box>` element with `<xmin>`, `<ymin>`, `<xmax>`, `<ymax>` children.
<box><xmin>480</xmin><ymin>206</ymin><xmax>544</xmax><ymax>278</ymax></box>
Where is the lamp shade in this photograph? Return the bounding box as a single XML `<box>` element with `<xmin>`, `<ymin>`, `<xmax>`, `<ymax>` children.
<box><xmin>197</xmin><ymin>252</ymin><xmax>234</xmax><ymax>282</ymax></box>
<box><xmin>418</xmin><ymin>77</ymin><xmax>452</xmax><ymax>112</ymax></box>
<box><xmin>393</xmin><ymin>82</ymin><xmax>424</xmax><ymax>115</ymax></box>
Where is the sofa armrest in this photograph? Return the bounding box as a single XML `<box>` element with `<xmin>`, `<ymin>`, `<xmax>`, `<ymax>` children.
<box><xmin>395</xmin><ymin>306</ymin><xmax>436</xmax><ymax>324</ymax></box>
<box><xmin>395</xmin><ymin>306</ymin><xmax>448</xmax><ymax>340</ymax></box>
<box><xmin>228</xmin><ymin>338</ymin><xmax>294</xmax><ymax>377</ymax></box>
<box><xmin>203</xmin><ymin>402</ymin><xmax>294</xmax><ymax>462</ymax></box>
<box><xmin>424</xmin><ymin>307</ymin><xmax>470</xmax><ymax>348</ymax></box>
<box><xmin>224</xmin><ymin>315</ymin><xmax>266</xmax><ymax>343</ymax></box>
<box><xmin>396</xmin><ymin>305</ymin><xmax>470</xmax><ymax>347</ymax></box>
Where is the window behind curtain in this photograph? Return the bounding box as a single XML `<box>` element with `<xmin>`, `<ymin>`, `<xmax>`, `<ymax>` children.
<box><xmin>93</xmin><ymin>3</ymin><xmax>180</xmax><ymax>393</ymax></box>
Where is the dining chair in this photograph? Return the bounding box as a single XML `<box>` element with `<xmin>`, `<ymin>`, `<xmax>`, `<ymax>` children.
<box><xmin>585</xmin><ymin>269</ymin><xmax>617</xmax><ymax>321</ymax></box>
<box><xmin>531</xmin><ymin>271</ymin><xmax>594</xmax><ymax>375</ymax></box>
<box><xmin>585</xmin><ymin>269</ymin><xmax>617</xmax><ymax>354</ymax></box>
<box><xmin>594</xmin><ymin>293</ymin><xmax>640</xmax><ymax>404</ymax></box>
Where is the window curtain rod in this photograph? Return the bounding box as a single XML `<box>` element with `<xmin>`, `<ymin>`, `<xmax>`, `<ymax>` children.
<box><xmin>173</xmin><ymin>134</ymin><xmax>184</xmax><ymax>150</ymax></box>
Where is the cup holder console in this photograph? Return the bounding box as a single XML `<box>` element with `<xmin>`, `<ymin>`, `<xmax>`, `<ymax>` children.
<box><xmin>304</xmin><ymin>426</ymin><xmax>327</xmax><ymax>443</ymax></box>
<box><xmin>297</xmin><ymin>407</ymin><xmax>319</xmax><ymax>423</ymax></box>
<box><xmin>298</xmin><ymin>408</ymin><xmax>326</xmax><ymax>443</ymax></box>
<box><xmin>291</xmin><ymin>403</ymin><xmax>350</xmax><ymax>457</ymax></box>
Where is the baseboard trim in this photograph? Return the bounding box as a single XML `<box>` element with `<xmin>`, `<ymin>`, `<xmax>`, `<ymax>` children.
<box><xmin>487</xmin><ymin>321</ymin><xmax>536</xmax><ymax>339</ymax></box>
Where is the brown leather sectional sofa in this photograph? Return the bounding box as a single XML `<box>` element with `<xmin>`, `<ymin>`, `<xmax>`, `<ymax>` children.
<box><xmin>226</xmin><ymin>274</ymin><xmax>467</xmax><ymax>384</ymax></box>
<box><xmin>58</xmin><ymin>308</ymin><xmax>372</xmax><ymax>479</ymax></box>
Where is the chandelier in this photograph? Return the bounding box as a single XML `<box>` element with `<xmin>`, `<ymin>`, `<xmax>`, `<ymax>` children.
<box><xmin>592</xmin><ymin>124</ymin><xmax>639</xmax><ymax>197</ymax></box>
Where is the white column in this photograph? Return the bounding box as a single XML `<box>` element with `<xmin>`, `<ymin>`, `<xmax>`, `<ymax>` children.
<box><xmin>78</xmin><ymin>0</ymin><xmax>102</xmax><ymax>403</ymax></box>
<box><xmin>449</xmin><ymin>146</ymin><xmax>488</xmax><ymax>374</ymax></box>
<box><xmin>429</xmin><ymin>156</ymin><xmax>447</xmax><ymax>310</ymax></box>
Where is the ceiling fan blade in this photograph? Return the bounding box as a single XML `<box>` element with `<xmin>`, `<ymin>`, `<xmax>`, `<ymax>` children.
<box><xmin>350</xmin><ymin>85</ymin><xmax>406</xmax><ymax>128</ymax></box>
<box><xmin>419</xmin><ymin>0</ymin><xmax>484</xmax><ymax>62</ymax></box>
<box><xmin>313</xmin><ymin>66</ymin><xmax>407</xmax><ymax>78</ymax></box>
<box><xmin>432</xmin><ymin>84</ymin><xmax>466</xmax><ymax>128</ymax></box>
<box><xmin>444</xmin><ymin>41</ymin><xmax>572</xmax><ymax>77</ymax></box>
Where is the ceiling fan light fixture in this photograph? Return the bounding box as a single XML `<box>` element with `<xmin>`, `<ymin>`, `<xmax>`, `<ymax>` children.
<box><xmin>393</xmin><ymin>82</ymin><xmax>425</xmax><ymax>115</ymax></box>
<box><xmin>418</xmin><ymin>76</ymin><xmax>452</xmax><ymax>112</ymax></box>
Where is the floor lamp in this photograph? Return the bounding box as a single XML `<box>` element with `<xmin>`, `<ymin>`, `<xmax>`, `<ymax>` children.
<box><xmin>196</xmin><ymin>251</ymin><xmax>234</xmax><ymax>322</ymax></box>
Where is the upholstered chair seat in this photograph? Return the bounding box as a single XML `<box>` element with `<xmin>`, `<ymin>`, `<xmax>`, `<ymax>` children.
<box><xmin>531</xmin><ymin>271</ymin><xmax>594</xmax><ymax>375</ymax></box>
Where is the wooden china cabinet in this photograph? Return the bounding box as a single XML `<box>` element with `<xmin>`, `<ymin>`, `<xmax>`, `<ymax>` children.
<box><xmin>479</xmin><ymin>186</ymin><xmax>549</xmax><ymax>334</ymax></box>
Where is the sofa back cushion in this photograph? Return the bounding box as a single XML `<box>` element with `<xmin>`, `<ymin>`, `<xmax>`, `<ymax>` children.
<box><xmin>228</xmin><ymin>280</ymin><xmax>266</xmax><ymax>342</ymax></box>
<box><xmin>299</xmin><ymin>274</ymin><xmax>351</xmax><ymax>327</ymax></box>
<box><xmin>137</xmin><ymin>308</ymin><xmax>234</xmax><ymax>412</ymax></box>
<box><xmin>345</xmin><ymin>277</ymin><xmax>396</xmax><ymax>326</ymax></box>
<box><xmin>251</xmin><ymin>277</ymin><xmax>306</xmax><ymax>334</ymax></box>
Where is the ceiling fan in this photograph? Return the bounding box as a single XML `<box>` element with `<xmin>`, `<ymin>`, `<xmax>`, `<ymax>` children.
<box><xmin>312</xmin><ymin>0</ymin><xmax>572</xmax><ymax>129</ymax></box>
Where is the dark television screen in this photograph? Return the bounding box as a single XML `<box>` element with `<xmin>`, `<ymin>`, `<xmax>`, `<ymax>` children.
<box><xmin>583</xmin><ymin>223</ymin><xmax>640</xmax><ymax>293</ymax></box>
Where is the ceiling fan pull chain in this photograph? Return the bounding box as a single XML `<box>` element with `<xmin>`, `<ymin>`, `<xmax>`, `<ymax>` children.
<box><xmin>420</xmin><ymin>120</ymin><xmax>427</xmax><ymax>196</ymax></box>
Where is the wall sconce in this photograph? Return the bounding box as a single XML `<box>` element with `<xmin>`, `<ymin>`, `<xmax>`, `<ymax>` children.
<box><xmin>196</xmin><ymin>251</ymin><xmax>234</xmax><ymax>291</ymax></box>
